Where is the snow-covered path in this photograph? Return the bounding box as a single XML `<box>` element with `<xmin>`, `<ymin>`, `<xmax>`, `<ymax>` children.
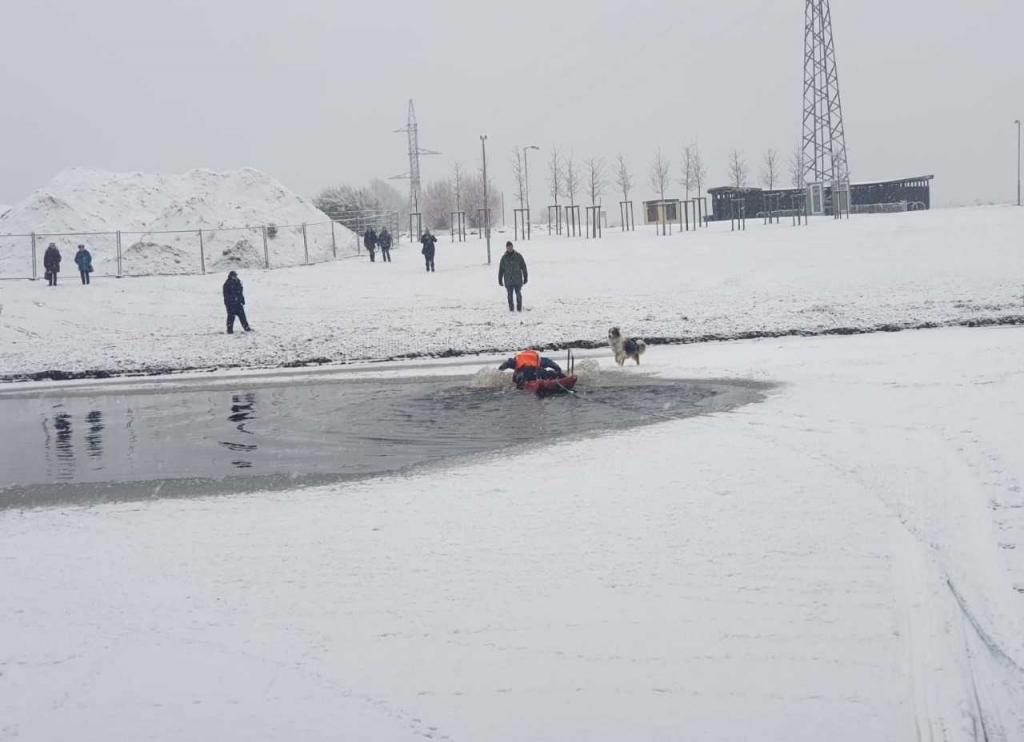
<box><xmin>2</xmin><ymin>327</ymin><xmax>1022</xmax><ymax>740</ymax></box>
<box><xmin>1</xmin><ymin>206</ymin><xmax>1023</xmax><ymax>379</ymax></box>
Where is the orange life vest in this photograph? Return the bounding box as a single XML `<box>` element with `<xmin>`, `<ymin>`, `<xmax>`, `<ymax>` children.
<box><xmin>514</xmin><ymin>349</ymin><xmax>541</xmax><ymax>370</ymax></box>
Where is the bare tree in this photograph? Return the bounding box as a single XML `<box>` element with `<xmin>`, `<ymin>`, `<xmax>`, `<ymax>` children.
<box><xmin>649</xmin><ymin>149</ymin><xmax>671</xmax><ymax>201</ymax></box>
<box><xmin>510</xmin><ymin>146</ymin><xmax>526</xmax><ymax>208</ymax></box>
<box><xmin>760</xmin><ymin>148</ymin><xmax>781</xmax><ymax>190</ymax></box>
<box><xmin>649</xmin><ymin>149</ymin><xmax>671</xmax><ymax>235</ymax></box>
<box><xmin>680</xmin><ymin>144</ymin><xmax>697</xmax><ymax>199</ymax></box>
<box><xmin>789</xmin><ymin>147</ymin><xmax>806</xmax><ymax>188</ymax></box>
<box><xmin>691</xmin><ymin>144</ymin><xmax>709</xmax><ymax>201</ymax></box>
<box><xmin>585</xmin><ymin>156</ymin><xmax>607</xmax><ymax>206</ymax></box>
<box><xmin>451</xmin><ymin>161</ymin><xmax>464</xmax><ymax>212</ymax></box>
<box><xmin>728</xmin><ymin>150</ymin><xmax>749</xmax><ymax>189</ymax></box>
<box><xmin>421</xmin><ymin>178</ymin><xmax>454</xmax><ymax>230</ymax></box>
<box><xmin>614</xmin><ymin>154</ymin><xmax>633</xmax><ymax>203</ymax></box>
<box><xmin>463</xmin><ymin>171</ymin><xmax>500</xmax><ymax>229</ymax></box>
<box><xmin>547</xmin><ymin>148</ymin><xmax>563</xmax><ymax>207</ymax></box>
<box><xmin>563</xmin><ymin>152</ymin><xmax>581</xmax><ymax>206</ymax></box>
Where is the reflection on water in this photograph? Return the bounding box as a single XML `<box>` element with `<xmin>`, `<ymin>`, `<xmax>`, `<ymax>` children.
<box><xmin>221</xmin><ymin>393</ymin><xmax>258</xmax><ymax>469</ymax></box>
<box><xmin>0</xmin><ymin>377</ymin><xmax>764</xmax><ymax>508</ymax></box>
<box><xmin>86</xmin><ymin>410</ymin><xmax>103</xmax><ymax>460</ymax></box>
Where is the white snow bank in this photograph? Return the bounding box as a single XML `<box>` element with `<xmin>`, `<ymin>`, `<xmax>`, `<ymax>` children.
<box><xmin>0</xmin><ymin>168</ymin><xmax>358</xmax><ymax>276</ymax></box>
<box><xmin>2</xmin><ymin>328</ymin><xmax>1022</xmax><ymax>739</ymax></box>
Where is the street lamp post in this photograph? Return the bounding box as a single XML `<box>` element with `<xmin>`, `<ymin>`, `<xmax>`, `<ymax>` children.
<box><xmin>1016</xmin><ymin>119</ymin><xmax>1022</xmax><ymax>207</ymax></box>
<box><xmin>481</xmin><ymin>135</ymin><xmax>491</xmax><ymax>265</ymax></box>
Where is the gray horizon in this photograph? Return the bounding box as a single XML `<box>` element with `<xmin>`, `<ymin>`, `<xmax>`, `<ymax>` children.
<box><xmin>1</xmin><ymin>0</ymin><xmax>1022</xmax><ymax>209</ymax></box>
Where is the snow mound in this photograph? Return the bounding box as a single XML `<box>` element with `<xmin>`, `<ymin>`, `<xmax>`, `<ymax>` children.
<box><xmin>0</xmin><ymin>168</ymin><xmax>358</xmax><ymax>276</ymax></box>
<box><xmin>572</xmin><ymin>358</ymin><xmax>601</xmax><ymax>383</ymax></box>
<box><xmin>121</xmin><ymin>242</ymin><xmax>195</xmax><ymax>276</ymax></box>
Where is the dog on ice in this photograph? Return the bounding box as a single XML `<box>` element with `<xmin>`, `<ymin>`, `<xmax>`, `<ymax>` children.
<box><xmin>608</xmin><ymin>327</ymin><xmax>647</xmax><ymax>366</ymax></box>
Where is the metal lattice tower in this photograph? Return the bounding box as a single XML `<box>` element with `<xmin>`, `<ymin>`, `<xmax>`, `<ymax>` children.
<box><xmin>801</xmin><ymin>0</ymin><xmax>850</xmax><ymax>191</ymax></box>
<box><xmin>391</xmin><ymin>100</ymin><xmax>439</xmax><ymax>214</ymax></box>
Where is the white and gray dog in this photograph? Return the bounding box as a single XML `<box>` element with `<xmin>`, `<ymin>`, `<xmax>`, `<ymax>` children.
<box><xmin>608</xmin><ymin>327</ymin><xmax>647</xmax><ymax>366</ymax></box>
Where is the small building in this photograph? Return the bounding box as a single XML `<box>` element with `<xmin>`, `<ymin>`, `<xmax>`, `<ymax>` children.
<box><xmin>643</xmin><ymin>199</ymin><xmax>681</xmax><ymax>225</ymax></box>
<box><xmin>709</xmin><ymin>176</ymin><xmax>934</xmax><ymax>221</ymax></box>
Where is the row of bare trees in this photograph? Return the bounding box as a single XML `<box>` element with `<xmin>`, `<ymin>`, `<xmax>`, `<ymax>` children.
<box><xmin>724</xmin><ymin>147</ymin><xmax>808</xmax><ymax>190</ymax></box>
<box><xmin>413</xmin><ymin>144</ymin><xmax>813</xmax><ymax>232</ymax></box>
<box><xmin>420</xmin><ymin>161</ymin><xmax>501</xmax><ymax>231</ymax></box>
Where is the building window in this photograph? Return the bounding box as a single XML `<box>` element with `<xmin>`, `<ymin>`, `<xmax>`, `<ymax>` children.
<box><xmin>647</xmin><ymin>204</ymin><xmax>658</xmax><ymax>222</ymax></box>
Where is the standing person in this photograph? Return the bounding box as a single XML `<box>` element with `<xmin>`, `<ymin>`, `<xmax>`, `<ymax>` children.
<box><xmin>363</xmin><ymin>228</ymin><xmax>377</xmax><ymax>262</ymax></box>
<box><xmin>498</xmin><ymin>241</ymin><xmax>528</xmax><ymax>312</ymax></box>
<box><xmin>222</xmin><ymin>270</ymin><xmax>252</xmax><ymax>334</ymax></box>
<box><xmin>43</xmin><ymin>242</ymin><xmax>61</xmax><ymax>286</ymax></box>
<box><xmin>420</xmin><ymin>229</ymin><xmax>437</xmax><ymax>272</ymax></box>
<box><xmin>379</xmin><ymin>228</ymin><xmax>392</xmax><ymax>262</ymax></box>
<box><xmin>74</xmin><ymin>244</ymin><xmax>93</xmax><ymax>285</ymax></box>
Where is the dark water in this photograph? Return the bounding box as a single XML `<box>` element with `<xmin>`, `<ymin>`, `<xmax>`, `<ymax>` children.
<box><xmin>0</xmin><ymin>375</ymin><xmax>763</xmax><ymax>509</ymax></box>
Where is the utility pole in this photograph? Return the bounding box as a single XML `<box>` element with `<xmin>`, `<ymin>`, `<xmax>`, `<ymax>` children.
<box><xmin>481</xmin><ymin>135</ymin><xmax>491</xmax><ymax>265</ymax></box>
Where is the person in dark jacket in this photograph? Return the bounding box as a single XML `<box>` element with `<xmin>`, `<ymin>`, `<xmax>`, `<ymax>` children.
<box><xmin>379</xmin><ymin>228</ymin><xmax>392</xmax><ymax>262</ymax></box>
<box><xmin>43</xmin><ymin>242</ymin><xmax>61</xmax><ymax>286</ymax></box>
<box><xmin>364</xmin><ymin>228</ymin><xmax>378</xmax><ymax>262</ymax></box>
<box><xmin>497</xmin><ymin>241</ymin><xmax>528</xmax><ymax>312</ymax></box>
<box><xmin>74</xmin><ymin>244</ymin><xmax>93</xmax><ymax>285</ymax></box>
<box><xmin>498</xmin><ymin>349</ymin><xmax>563</xmax><ymax>389</ymax></box>
<box><xmin>223</xmin><ymin>271</ymin><xmax>252</xmax><ymax>333</ymax></box>
<box><xmin>420</xmin><ymin>229</ymin><xmax>437</xmax><ymax>272</ymax></box>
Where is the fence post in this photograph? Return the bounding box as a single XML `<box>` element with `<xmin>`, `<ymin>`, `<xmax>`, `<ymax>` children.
<box><xmin>262</xmin><ymin>225</ymin><xmax>270</xmax><ymax>268</ymax></box>
<box><xmin>302</xmin><ymin>223</ymin><xmax>309</xmax><ymax>265</ymax></box>
<box><xmin>116</xmin><ymin>231</ymin><xmax>122</xmax><ymax>278</ymax></box>
<box><xmin>198</xmin><ymin>229</ymin><xmax>206</xmax><ymax>275</ymax></box>
<box><xmin>330</xmin><ymin>221</ymin><xmax>337</xmax><ymax>259</ymax></box>
<box><xmin>31</xmin><ymin>233</ymin><xmax>37</xmax><ymax>280</ymax></box>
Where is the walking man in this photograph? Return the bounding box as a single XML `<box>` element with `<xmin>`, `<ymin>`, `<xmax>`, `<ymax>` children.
<box><xmin>498</xmin><ymin>241</ymin><xmax>528</xmax><ymax>312</ymax></box>
<box><xmin>363</xmin><ymin>228</ymin><xmax>378</xmax><ymax>262</ymax></box>
<box><xmin>223</xmin><ymin>270</ymin><xmax>252</xmax><ymax>334</ymax></box>
<box><xmin>43</xmin><ymin>242</ymin><xmax>61</xmax><ymax>286</ymax></box>
<box><xmin>420</xmin><ymin>229</ymin><xmax>437</xmax><ymax>272</ymax></box>
<box><xmin>74</xmin><ymin>244</ymin><xmax>93</xmax><ymax>285</ymax></box>
<box><xmin>379</xmin><ymin>228</ymin><xmax>392</xmax><ymax>262</ymax></box>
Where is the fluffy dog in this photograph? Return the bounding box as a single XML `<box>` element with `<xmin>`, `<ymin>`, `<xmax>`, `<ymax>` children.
<box><xmin>608</xmin><ymin>327</ymin><xmax>647</xmax><ymax>366</ymax></box>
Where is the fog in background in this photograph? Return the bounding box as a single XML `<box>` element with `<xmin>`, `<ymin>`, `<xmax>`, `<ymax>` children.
<box><xmin>1</xmin><ymin>0</ymin><xmax>1022</xmax><ymax>208</ymax></box>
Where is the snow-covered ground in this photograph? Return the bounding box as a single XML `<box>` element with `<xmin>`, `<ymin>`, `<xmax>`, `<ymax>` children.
<box><xmin>1</xmin><ymin>327</ymin><xmax>1022</xmax><ymax>740</ymax></box>
<box><xmin>0</xmin><ymin>168</ymin><xmax>358</xmax><ymax>277</ymax></box>
<box><xmin>0</xmin><ymin>205</ymin><xmax>1022</xmax><ymax>380</ymax></box>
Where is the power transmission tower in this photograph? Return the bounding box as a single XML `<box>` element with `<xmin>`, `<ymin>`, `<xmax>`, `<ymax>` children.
<box><xmin>801</xmin><ymin>0</ymin><xmax>850</xmax><ymax>205</ymax></box>
<box><xmin>391</xmin><ymin>100</ymin><xmax>439</xmax><ymax>214</ymax></box>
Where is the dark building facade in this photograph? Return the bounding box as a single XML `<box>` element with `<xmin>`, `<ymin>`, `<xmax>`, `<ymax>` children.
<box><xmin>709</xmin><ymin>176</ymin><xmax>934</xmax><ymax>221</ymax></box>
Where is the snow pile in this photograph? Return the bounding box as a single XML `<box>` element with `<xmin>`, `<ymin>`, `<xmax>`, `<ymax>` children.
<box><xmin>0</xmin><ymin>168</ymin><xmax>358</xmax><ymax>276</ymax></box>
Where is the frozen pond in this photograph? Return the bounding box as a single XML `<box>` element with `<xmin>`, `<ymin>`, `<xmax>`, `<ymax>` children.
<box><xmin>0</xmin><ymin>374</ymin><xmax>765</xmax><ymax>509</ymax></box>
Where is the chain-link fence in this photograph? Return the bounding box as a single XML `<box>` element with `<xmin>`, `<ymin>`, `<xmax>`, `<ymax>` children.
<box><xmin>0</xmin><ymin>212</ymin><xmax>398</xmax><ymax>280</ymax></box>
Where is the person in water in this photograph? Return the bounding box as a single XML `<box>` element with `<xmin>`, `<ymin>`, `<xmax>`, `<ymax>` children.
<box><xmin>498</xmin><ymin>349</ymin><xmax>563</xmax><ymax>389</ymax></box>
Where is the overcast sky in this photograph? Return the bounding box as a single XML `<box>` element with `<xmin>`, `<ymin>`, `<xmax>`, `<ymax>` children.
<box><xmin>1</xmin><ymin>0</ymin><xmax>1022</xmax><ymax>208</ymax></box>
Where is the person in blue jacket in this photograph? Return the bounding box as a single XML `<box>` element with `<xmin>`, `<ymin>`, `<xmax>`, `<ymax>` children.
<box><xmin>74</xmin><ymin>244</ymin><xmax>93</xmax><ymax>285</ymax></box>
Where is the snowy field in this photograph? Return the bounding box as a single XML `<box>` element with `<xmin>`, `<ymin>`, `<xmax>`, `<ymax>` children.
<box><xmin>1</xmin><ymin>205</ymin><xmax>1022</xmax><ymax>380</ymax></box>
<box><xmin>2</xmin><ymin>327</ymin><xmax>1023</xmax><ymax>740</ymax></box>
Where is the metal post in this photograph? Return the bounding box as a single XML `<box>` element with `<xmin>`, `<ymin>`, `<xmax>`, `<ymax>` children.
<box><xmin>116</xmin><ymin>230</ymin><xmax>122</xmax><ymax>278</ymax></box>
<box><xmin>481</xmin><ymin>135</ymin><xmax>491</xmax><ymax>265</ymax></box>
<box><xmin>199</xmin><ymin>229</ymin><xmax>206</xmax><ymax>275</ymax></box>
<box><xmin>331</xmin><ymin>220</ymin><xmax>337</xmax><ymax>259</ymax></box>
<box><xmin>302</xmin><ymin>223</ymin><xmax>309</xmax><ymax>265</ymax></box>
<box><xmin>31</xmin><ymin>233</ymin><xmax>37</xmax><ymax>280</ymax></box>
<box><xmin>262</xmin><ymin>225</ymin><xmax>270</xmax><ymax>268</ymax></box>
